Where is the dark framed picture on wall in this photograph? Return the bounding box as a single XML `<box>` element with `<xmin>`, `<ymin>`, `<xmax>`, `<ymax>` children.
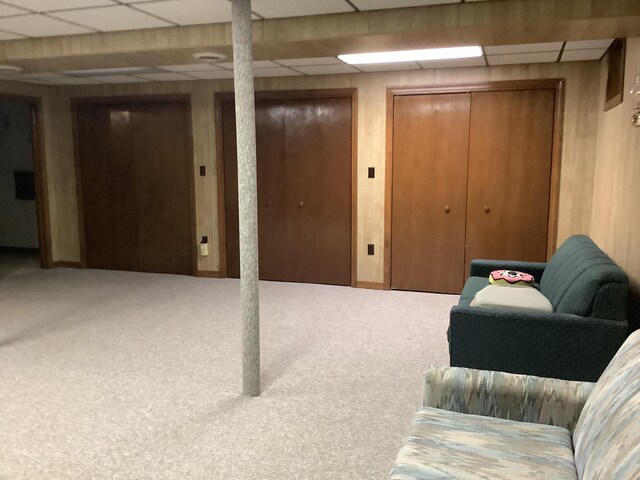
<box><xmin>604</xmin><ymin>38</ymin><xmax>626</xmax><ymax>112</ymax></box>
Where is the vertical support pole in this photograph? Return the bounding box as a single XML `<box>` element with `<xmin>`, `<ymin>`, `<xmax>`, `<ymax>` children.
<box><xmin>231</xmin><ymin>0</ymin><xmax>260</xmax><ymax>397</ymax></box>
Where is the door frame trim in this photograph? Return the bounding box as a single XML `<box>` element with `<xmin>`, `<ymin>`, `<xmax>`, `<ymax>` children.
<box><xmin>0</xmin><ymin>94</ymin><xmax>52</xmax><ymax>268</ymax></box>
<box><xmin>384</xmin><ymin>79</ymin><xmax>564</xmax><ymax>290</ymax></box>
<box><xmin>214</xmin><ymin>88</ymin><xmax>358</xmax><ymax>286</ymax></box>
<box><xmin>70</xmin><ymin>94</ymin><xmax>197</xmax><ymax>275</ymax></box>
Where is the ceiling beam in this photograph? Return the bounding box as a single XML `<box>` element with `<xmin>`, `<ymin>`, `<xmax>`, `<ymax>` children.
<box><xmin>0</xmin><ymin>0</ymin><xmax>638</xmax><ymax>72</ymax></box>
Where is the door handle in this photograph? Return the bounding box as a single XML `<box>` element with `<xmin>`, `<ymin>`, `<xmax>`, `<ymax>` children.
<box><xmin>266</xmin><ymin>200</ymin><xmax>273</xmax><ymax>207</ymax></box>
<box><xmin>444</xmin><ymin>205</ymin><xmax>450</xmax><ymax>213</ymax></box>
<box><xmin>484</xmin><ymin>205</ymin><xmax>490</xmax><ymax>213</ymax></box>
<box><xmin>298</xmin><ymin>201</ymin><xmax>304</xmax><ymax>208</ymax></box>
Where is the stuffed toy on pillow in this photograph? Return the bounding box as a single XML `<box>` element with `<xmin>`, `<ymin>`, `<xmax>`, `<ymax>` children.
<box><xmin>489</xmin><ymin>270</ymin><xmax>535</xmax><ymax>286</ymax></box>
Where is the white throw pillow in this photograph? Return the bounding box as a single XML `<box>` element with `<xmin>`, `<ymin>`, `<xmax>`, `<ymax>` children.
<box><xmin>471</xmin><ymin>284</ymin><xmax>553</xmax><ymax>312</ymax></box>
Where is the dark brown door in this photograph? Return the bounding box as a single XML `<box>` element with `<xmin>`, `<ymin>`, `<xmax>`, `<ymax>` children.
<box><xmin>77</xmin><ymin>104</ymin><xmax>139</xmax><ymax>271</ymax></box>
<box><xmin>285</xmin><ymin>98</ymin><xmax>352</xmax><ymax>285</ymax></box>
<box><xmin>391</xmin><ymin>93</ymin><xmax>471</xmax><ymax>293</ymax></box>
<box><xmin>464</xmin><ymin>89</ymin><xmax>555</xmax><ymax>275</ymax></box>
<box><xmin>132</xmin><ymin>103</ymin><xmax>193</xmax><ymax>275</ymax></box>
<box><xmin>77</xmin><ymin>101</ymin><xmax>194</xmax><ymax>275</ymax></box>
<box><xmin>222</xmin><ymin>96</ymin><xmax>352</xmax><ymax>286</ymax></box>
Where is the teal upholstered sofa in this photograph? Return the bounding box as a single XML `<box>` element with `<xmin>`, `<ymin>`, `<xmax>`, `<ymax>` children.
<box><xmin>449</xmin><ymin>235</ymin><xmax>629</xmax><ymax>381</ymax></box>
<box><xmin>390</xmin><ymin>329</ymin><xmax>640</xmax><ymax>479</ymax></box>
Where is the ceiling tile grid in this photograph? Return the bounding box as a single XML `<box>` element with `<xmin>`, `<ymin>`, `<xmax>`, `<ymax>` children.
<box><xmin>49</xmin><ymin>5</ymin><xmax>172</xmax><ymax>32</ymax></box>
<box><xmin>560</xmin><ymin>48</ymin><xmax>607</xmax><ymax>62</ymax></box>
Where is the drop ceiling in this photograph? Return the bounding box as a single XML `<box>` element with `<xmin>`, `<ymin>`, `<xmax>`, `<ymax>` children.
<box><xmin>0</xmin><ymin>0</ymin><xmax>635</xmax><ymax>85</ymax></box>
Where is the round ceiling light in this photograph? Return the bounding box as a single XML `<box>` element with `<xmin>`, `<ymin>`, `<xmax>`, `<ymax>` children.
<box><xmin>193</xmin><ymin>52</ymin><xmax>227</xmax><ymax>63</ymax></box>
<box><xmin>0</xmin><ymin>64</ymin><xmax>23</xmax><ymax>73</ymax></box>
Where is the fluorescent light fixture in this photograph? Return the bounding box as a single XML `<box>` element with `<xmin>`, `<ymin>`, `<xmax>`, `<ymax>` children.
<box><xmin>338</xmin><ymin>46</ymin><xmax>483</xmax><ymax>65</ymax></box>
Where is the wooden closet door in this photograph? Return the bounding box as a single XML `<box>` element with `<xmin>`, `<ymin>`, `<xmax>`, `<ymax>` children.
<box><xmin>77</xmin><ymin>104</ymin><xmax>139</xmax><ymax>271</ymax></box>
<box><xmin>223</xmin><ymin>96</ymin><xmax>352</xmax><ymax>286</ymax></box>
<box><xmin>131</xmin><ymin>103</ymin><xmax>193</xmax><ymax>275</ymax></box>
<box><xmin>465</xmin><ymin>89</ymin><xmax>555</xmax><ymax>275</ymax></box>
<box><xmin>284</xmin><ymin>98</ymin><xmax>352</xmax><ymax>286</ymax></box>
<box><xmin>391</xmin><ymin>94</ymin><xmax>470</xmax><ymax>293</ymax></box>
<box><xmin>223</xmin><ymin>100</ymin><xmax>288</xmax><ymax>280</ymax></box>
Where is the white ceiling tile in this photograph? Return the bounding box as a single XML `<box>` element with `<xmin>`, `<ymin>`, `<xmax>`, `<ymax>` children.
<box><xmin>252</xmin><ymin>0</ymin><xmax>354</xmax><ymax>19</ymax></box>
<box><xmin>134</xmin><ymin>0</ymin><xmax>231</xmax><ymax>26</ymax></box>
<box><xmin>276</xmin><ymin>57</ymin><xmax>341</xmax><ymax>66</ymax></box>
<box><xmin>252</xmin><ymin>67</ymin><xmax>302</xmax><ymax>77</ymax></box>
<box><xmin>564</xmin><ymin>39</ymin><xmax>613</xmax><ymax>50</ymax></box>
<box><xmin>161</xmin><ymin>63</ymin><xmax>221</xmax><ymax>72</ymax></box>
<box><xmin>357</xmin><ymin>61</ymin><xmax>421</xmax><ymax>72</ymax></box>
<box><xmin>352</xmin><ymin>0</ymin><xmax>457</xmax><ymax>10</ymax></box>
<box><xmin>134</xmin><ymin>72</ymin><xmax>196</xmax><ymax>81</ymax></box>
<box><xmin>186</xmin><ymin>69</ymin><xmax>233</xmax><ymax>79</ymax></box>
<box><xmin>0</xmin><ymin>4</ymin><xmax>31</xmax><ymax>16</ymax></box>
<box><xmin>294</xmin><ymin>64</ymin><xmax>360</xmax><ymax>75</ymax></box>
<box><xmin>50</xmin><ymin>5</ymin><xmax>171</xmax><ymax>32</ymax></box>
<box><xmin>487</xmin><ymin>51</ymin><xmax>559</xmax><ymax>65</ymax></box>
<box><xmin>0</xmin><ymin>29</ymin><xmax>24</xmax><ymax>39</ymax></box>
<box><xmin>560</xmin><ymin>48</ymin><xmax>607</xmax><ymax>62</ymax></box>
<box><xmin>485</xmin><ymin>42</ymin><xmax>563</xmax><ymax>55</ymax></box>
<box><xmin>418</xmin><ymin>56</ymin><xmax>486</xmax><ymax>68</ymax></box>
<box><xmin>0</xmin><ymin>14</ymin><xmax>93</xmax><ymax>36</ymax></box>
<box><xmin>85</xmin><ymin>74</ymin><xmax>147</xmax><ymax>83</ymax></box>
<box><xmin>3</xmin><ymin>0</ymin><xmax>115</xmax><ymax>12</ymax></box>
<box><xmin>217</xmin><ymin>60</ymin><xmax>280</xmax><ymax>69</ymax></box>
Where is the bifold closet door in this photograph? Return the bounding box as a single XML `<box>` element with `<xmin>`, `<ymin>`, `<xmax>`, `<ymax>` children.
<box><xmin>391</xmin><ymin>93</ymin><xmax>471</xmax><ymax>293</ymax></box>
<box><xmin>223</xmin><ymin>96</ymin><xmax>352</xmax><ymax>285</ymax></box>
<box><xmin>77</xmin><ymin>102</ymin><xmax>193</xmax><ymax>275</ymax></box>
<box><xmin>223</xmin><ymin>100</ymin><xmax>288</xmax><ymax>280</ymax></box>
<box><xmin>464</xmin><ymin>90</ymin><xmax>555</xmax><ymax>275</ymax></box>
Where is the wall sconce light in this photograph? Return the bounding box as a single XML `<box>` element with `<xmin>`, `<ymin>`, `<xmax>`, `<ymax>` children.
<box><xmin>631</xmin><ymin>74</ymin><xmax>640</xmax><ymax>127</ymax></box>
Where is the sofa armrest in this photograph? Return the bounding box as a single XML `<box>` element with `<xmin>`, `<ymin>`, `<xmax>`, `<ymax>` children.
<box><xmin>449</xmin><ymin>306</ymin><xmax>629</xmax><ymax>381</ymax></box>
<box><xmin>423</xmin><ymin>366</ymin><xmax>595</xmax><ymax>433</ymax></box>
<box><xmin>469</xmin><ymin>259</ymin><xmax>547</xmax><ymax>283</ymax></box>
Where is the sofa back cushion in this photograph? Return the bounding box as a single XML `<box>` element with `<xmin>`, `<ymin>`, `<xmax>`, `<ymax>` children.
<box><xmin>540</xmin><ymin>235</ymin><xmax>628</xmax><ymax>320</ymax></box>
<box><xmin>573</xmin><ymin>329</ymin><xmax>640</xmax><ymax>479</ymax></box>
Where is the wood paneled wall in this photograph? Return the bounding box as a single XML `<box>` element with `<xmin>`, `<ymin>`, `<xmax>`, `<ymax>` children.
<box><xmin>0</xmin><ymin>61</ymin><xmax>601</xmax><ymax>283</ymax></box>
<box><xmin>590</xmin><ymin>36</ymin><xmax>640</xmax><ymax>329</ymax></box>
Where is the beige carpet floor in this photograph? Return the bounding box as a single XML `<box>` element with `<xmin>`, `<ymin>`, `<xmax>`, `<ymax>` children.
<box><xmin>0</xmin><ymin>255</ymin><xmax>457</xmax><ymax>479</ymax></box>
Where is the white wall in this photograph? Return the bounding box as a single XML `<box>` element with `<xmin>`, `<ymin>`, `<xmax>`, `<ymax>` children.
<box><xmin>0</xmin><ymin>101</ymin><xmax>38</xmax><ymax>249</ymax></box>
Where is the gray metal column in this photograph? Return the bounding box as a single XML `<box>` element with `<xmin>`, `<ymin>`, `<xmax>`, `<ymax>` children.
<box><xmin>231</xmin><ymin>0</ymin><xmax>260</xmax><ymax>397</ymax></box>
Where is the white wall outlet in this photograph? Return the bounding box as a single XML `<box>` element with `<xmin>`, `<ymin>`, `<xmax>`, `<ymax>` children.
<box><xmin>200</xmin><ymin>242</ymin><xmax>209</xmax><ymax>257</ymax></box>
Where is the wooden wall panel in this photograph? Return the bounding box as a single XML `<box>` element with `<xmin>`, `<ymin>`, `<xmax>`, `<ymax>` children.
<box><xmin>2</xmin><ymin>60</ymin><xmax>601</xmax><ymax>282</ymax></box>
<box><xmin>590</xmin><ymin>36</ymin><xmax>640</xmax><ymax>329</ymax></box>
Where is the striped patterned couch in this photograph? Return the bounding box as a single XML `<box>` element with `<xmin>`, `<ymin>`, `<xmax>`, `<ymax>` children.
<box><xmin>390</xmin><ymin>329</ymin><xmax>640</xmax><ymax>479</ymax></box>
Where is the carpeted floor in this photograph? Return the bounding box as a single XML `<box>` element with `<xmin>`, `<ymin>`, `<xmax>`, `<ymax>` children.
<box><xmin>0</xmin><ymin>255</ymin><xmax>457</xmax><ymax>479</ymax></box>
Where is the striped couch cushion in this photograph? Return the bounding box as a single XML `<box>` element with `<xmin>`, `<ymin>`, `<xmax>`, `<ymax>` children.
<box><xmin>390</xmin><ymin>407</ymin><xmax>577</xmax><ymax>479</ymax></box>
<box><xmin>572</xmin><ymin>330</ymin><xmax>640</xmax><ymax>480</ymax></box>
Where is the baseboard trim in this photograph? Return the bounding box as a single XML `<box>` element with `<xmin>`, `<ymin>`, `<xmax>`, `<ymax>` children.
<box><xmin>196</xmin><ymin>270</ymin><xmax>224</xmax><ymax>278</ymax></box>
<box><xmin>51</xmin><ymin>261</ymin><xmax>82</xmax><ymax>268</ymax></box>
<box><xmin>356</xmin><ymin>281</ymin><xmax>386</xmax><ymax>290</ymax></box>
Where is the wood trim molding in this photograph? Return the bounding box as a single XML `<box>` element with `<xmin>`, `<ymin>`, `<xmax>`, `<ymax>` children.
<box><xmin>214</xmin><ymin>88</ymin><xmax>359</xmax><ymax>285</ymax></box>
<box><xmin>384</xmin><ymin>79</ymin><xmax>564</xmax><ymax>288</ymax></box>
<box><xmin>195</xmin><ymin>270</ymin><xmax>224</xmax><ymax>278</ymax></box>
<box><xmin>70</xmin><ymin>94</ymin><xmax>191</xmax><ymax>106</ymax></box>
<box><xmin>383</xmin><ymin>87</ymin><xmax>395</xmax><ymax>290</ymax></box>
<box><xmin>356</xmin><ymin>281</ymin><xmax>385</xmax><ymax>290</ymax></box>
<box><xmin>184</xmin><ymin>95</ymin><xmax>198</xmax><ymax>276</ymax></box>
<box><xmin>0</xmin><ymin>94</ymin><xmax>53</xmax><ymax>268</ymax></box>
<box><xmin>213</xmin><ymin>92</ymin><xmax>228</xmax><ymax>278</ymax></box>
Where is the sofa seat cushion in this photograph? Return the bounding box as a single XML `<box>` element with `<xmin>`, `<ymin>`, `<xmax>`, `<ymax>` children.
<box><xmin>390</xmin><ymin>407</ymin><xmax>577</xmax><ymax>480</ymax></box>
<box><xmin>471</xmin><ymin>284</ymin><xmax>553</xmax><ymax>312</ymax></box>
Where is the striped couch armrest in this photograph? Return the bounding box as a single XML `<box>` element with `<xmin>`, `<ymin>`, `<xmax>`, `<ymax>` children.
<box><xmin>423</xmin><ymin>366</ymin><xmax>595</xmax><ymax>433</ymax></box>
